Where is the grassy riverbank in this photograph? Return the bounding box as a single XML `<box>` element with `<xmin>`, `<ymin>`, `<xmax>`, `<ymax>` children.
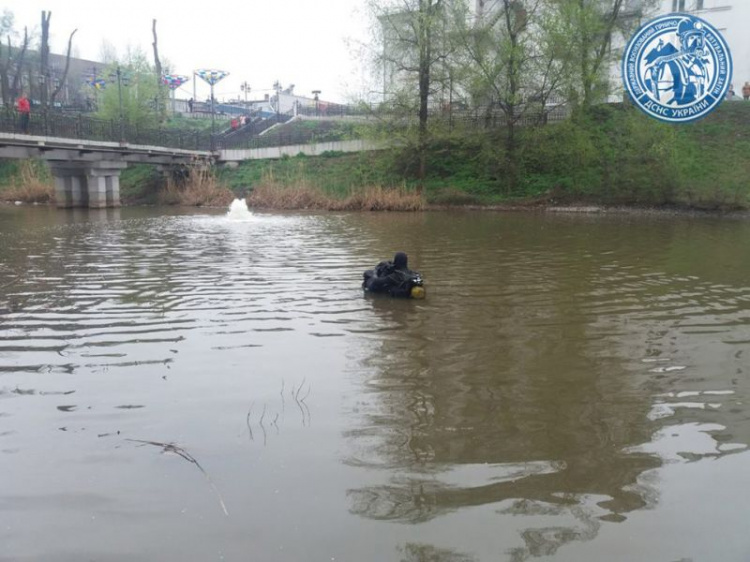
<box><xmin>2</xmin><ymin>103</ymin><xmax>749</xmax><ymax>210</ymax></box>
<box><xmin>219</xmin><ymin>102</ymin><xmax>750</xmax><ymax>210</ymax></box>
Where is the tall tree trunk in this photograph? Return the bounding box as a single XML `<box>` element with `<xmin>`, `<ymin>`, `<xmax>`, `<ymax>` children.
<box><xmin>40</xmin><ymin>11</ymin><xmax>51</xmax><ymax>110</ymax></box>
<box><xmin>50</xmin><ymin>29</ymin><xmax>77</xmax><ymax>108</ymax></box>
<box><xmin>0</xmin><ymin>39</ymin><xmax>9</xmax><ymax>107</ymax></box>
<box><xmin>152</xmin><ymin>19</ymin><xmax>165</xmax><ymax>122</ymax></box>
<box><xmin>9</xmin><ymin>28</ymin><xmax>29</xmax><ymax>101</ymax></box>
<box><xmin>580</xmin><ymin>0</ymin><xmax>623</xmax><ymax>112</ymax></box>
<box><xmin>502</xmin><ymin>0</ymin><xmax>522</xmax><ymax>192</ymax></box>
<box><xmin>416</xmin><ymin>0</ymin><xmax>433</xmax><ymax>194</ymax></box>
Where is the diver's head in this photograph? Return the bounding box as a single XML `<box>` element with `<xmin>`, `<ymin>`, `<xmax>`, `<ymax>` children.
<box><xmin>393</xmin><ymin>252</ymin><xmax>408</xmax><ymax>269</ymax></box>
<box><xmin>678</xmin><ymin>18</ymin><xmax>706</xmax><ymax>53</ymax></box>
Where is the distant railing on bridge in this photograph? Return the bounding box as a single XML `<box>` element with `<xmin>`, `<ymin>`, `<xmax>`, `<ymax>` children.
<box><xmin>0</xmin><ymin>109</ymin><xmax>215</xmax><ymax>151</ymax></box>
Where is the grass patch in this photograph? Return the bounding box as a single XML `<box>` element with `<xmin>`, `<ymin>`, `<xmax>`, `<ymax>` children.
<box><xmin>120</xmin><ymin>164</ymin><xmax>163</xmax><ymax>204</ymax></box>
<box><xmin>159</xmin><ymin>163</ymin><xmax>235</xmax><ymax>207</ymax></box>
<box><xmin>163</xmin><ymin>114</ymin><xmax>232</xmax><ymax>132</ymax></box>
<box><xmin>218</xmin><ymin>151</ymin><xmax>403</xmax><ymax>196</ymax></box>
<box><xmin>248</xmin><ymin>178</ymin><xmax>424</xmax><ymax>211</ymax></box>
<box><xmin>0</xmin><ymin>160</ymin><xmax>54</xmax><ymax>203</ymax></box>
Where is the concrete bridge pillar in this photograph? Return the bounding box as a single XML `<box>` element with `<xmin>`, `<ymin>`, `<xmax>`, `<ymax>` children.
<box><xmin>86</xmin><ymin>162</ymin><xmax>127</xmax><ymax>208</ymax></box>
<box><xmin>50</xmin><ymin>161</ymin><xmax>127</xmax><ymax>209</ymax></box>
<box><xmin>51</xmin><ymin>164</ymin><xmax>88</xmax><ymax>208</ymax></box>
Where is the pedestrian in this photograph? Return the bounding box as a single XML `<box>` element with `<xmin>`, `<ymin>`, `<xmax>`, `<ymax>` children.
<box><xmin>16</xmin><ymin>92</ymin><xmax>30</xmax><ymax>134</ymax></box>
<box><xmin>727</xmin><ymin>84</ymin><xmax>736</xmax><ymax>100</ymax></box>
<box><xmin>743</xmin><ymin>82</ymin><xmax>750</xmax><ymax>101</ymax></box>
<box><xmin>188</xmin><ymin>97</ymin><xmax>194</xmax><ymax>112</ymax></box>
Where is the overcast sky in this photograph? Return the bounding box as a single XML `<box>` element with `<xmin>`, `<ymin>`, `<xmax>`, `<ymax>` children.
<box><xmin>7</xmin><ymin>0</ymin><xmax>376</xmax><ymax>104</ymax></box>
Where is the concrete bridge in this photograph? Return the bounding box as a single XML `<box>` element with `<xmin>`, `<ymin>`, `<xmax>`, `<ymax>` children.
<box><xmin>0</xmin><ymin>131</ymin><xmax>211</xmax><ymax>208</ymax></box>
<box><xmin>0</xmin><ymin>109</ymin><xmax>390</xmax><ymax>208</ymax></box>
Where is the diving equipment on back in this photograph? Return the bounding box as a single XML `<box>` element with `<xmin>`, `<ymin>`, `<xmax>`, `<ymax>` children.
<box><xmin>362</xmin><ymin>252</ymin><xmax>425</xmax><ymax>299</ymax></box>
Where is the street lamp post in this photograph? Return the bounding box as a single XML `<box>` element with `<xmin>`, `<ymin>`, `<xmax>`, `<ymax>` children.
<box><xmin>210</xmin><ymin>82</ymin><xmax>216</xmax><ymax>138</ymax></box>
<box><xmin>240</xmin><ymin>81</ymin><xmax>250</xmax><ymax>108</ymax></box>
<box><xmin>195</xmin><ymin>69</ymin><xmax>229</xmax><ymax>150</ymax></box>
<box><xmin>312</xmin><ymin>90</ymin><xmax>321</xmax><ymax>117</ymax></box>
<box><xmin>273</xmin><ymin>81</ymin><xmax>282</xmax><ymax>123</ymax></box>
<box><xmin>108</xmin><ymin>65</ymin><xmax>128</xmax><ymax>142</ymax></box>
<box><xmin>116</xmin><ymin>66</ymin><xmax>124</xmax><ymax>124</ymax></box>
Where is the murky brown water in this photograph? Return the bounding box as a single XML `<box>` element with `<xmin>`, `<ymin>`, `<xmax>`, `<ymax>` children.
<box><xmin>1</xmin><ymin>205</ymin><xmax>749</xmax><ymax>562</ymax></box>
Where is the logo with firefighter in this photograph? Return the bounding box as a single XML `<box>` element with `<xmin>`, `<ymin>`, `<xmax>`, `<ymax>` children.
<box><xmin>622</xmin><ymin>13</ymin><xmax>732</xmax><ymax>123</ymax></box>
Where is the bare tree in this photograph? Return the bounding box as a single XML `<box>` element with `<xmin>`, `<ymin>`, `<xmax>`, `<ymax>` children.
<box><xmin>99</xmin><ymin>39</ymin><xmax>118</xmax><ymax>64</ymax></box>
<box><xmin>545</xmin><ymin>0</ymin><xmax>628</xmax><ymax>113</ymax></box>
<box><xmin>39</xmin><ymin>11</ymin><xmax>78</xmax><ymax>111</ymax></box>
<box><xmin>50</xmin><ymin>28</ymin><xmax>77</xmax><ymax>108</ymax></box>
<box><xmin>40</xmin><ymin>11</ymin><xmax>50</xmax><ymax>109</ymax></box>
<box><xmin>152</xmin><ymin>19</ymin><xmax>165</xmax><ymax>121</ymax></box>
<box><xmin>0</xmin><ymin>26</ymin><xmax>28</xmax><ymax>107</ymax></box>
<box><xmin>454</xmin><ymin>1</ymin><xmax>546</xmax><ymax>190</ymax></box>
<box><xmin>374</xmin><ymin>0</ymin><xmax>452</xmax><ymax>192</ymax></box>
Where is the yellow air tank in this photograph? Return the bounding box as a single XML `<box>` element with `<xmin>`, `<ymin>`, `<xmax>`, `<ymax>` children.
<box><xmin>410</xmin><ymin>286</ymin><xmax>426</xmax><ymax>299</ymax></box>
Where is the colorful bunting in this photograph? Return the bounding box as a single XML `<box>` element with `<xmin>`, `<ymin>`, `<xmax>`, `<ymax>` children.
<box><xmin>86</xmin><ymin>77</ymin><xmax>107</xmax><ymax>90</ymax></box>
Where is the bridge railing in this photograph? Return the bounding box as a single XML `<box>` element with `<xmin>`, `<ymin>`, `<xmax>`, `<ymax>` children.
<box><xmin>0</xmin><ymin>109</ymin><xmax>215</xmax><ymax>151</ymax></box>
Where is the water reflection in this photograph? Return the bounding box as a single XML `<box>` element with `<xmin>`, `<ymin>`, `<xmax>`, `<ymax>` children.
<box><xmin>345</xmin><ymin>212</ymin><xmax>750</xmax><ymax>559</ymax></box>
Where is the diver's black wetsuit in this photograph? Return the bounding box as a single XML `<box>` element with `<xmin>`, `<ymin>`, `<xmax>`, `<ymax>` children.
<box><xmin>363</xmin><ymin>252</ymin><xmax>422</xmax><ymax>298</ymax></box>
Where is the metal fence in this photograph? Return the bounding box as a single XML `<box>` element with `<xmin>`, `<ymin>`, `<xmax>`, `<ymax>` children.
<box><xmin>0</xmin><ymin>109</ymin><xmax>214</xmax><ymax>151</ymax></box>
<box><xmin>0</xmin><ymin>103</ymin><xmax>571</xmax><ymax>154</ymax></box>
<box><xmin>218</xmin><ymin>104</ymin><xmax>571</xmax><ymax>151</ymax></box>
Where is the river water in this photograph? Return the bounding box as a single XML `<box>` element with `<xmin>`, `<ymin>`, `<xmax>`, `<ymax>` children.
<box><xmin>1</xmin><ymin>204</ymin><xmax>749</xmax><ymax>562</ymax></box>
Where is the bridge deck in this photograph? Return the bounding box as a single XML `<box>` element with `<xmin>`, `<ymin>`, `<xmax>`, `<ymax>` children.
<box><xmin>0</xmin><ymin>132</ymin><xmax>212</xmax><ymax>165</ymax></box>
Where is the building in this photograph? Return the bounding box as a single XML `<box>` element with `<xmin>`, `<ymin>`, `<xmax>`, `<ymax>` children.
<box><xmin>1</xmin><ymin>47</ymin><xmax>106</xmax><ymax>109</ymax></box>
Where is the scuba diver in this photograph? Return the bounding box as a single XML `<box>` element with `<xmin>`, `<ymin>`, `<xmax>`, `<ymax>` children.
<box><xmin>644</xmin><ymin>17</ymin><xmax>709</xmax><ymax>106</ymax></box>
<box><xmin>362</xmin><ymin>252</ymin><xmax>425</xmax><ymax>299</ymax></box>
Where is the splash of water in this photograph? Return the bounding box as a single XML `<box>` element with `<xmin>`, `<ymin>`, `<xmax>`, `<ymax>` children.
<box><xmin>226</xmin><ymin>198</ymin><xmax>253</xmax><ymax>221</ymax></box>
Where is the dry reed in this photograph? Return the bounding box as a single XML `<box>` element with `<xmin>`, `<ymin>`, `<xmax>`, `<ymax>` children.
<box><xmin>0</xmin><ymin>160</ymin><xmax>55</xmax><ymax>203</ymax></box>
<box><xmin>247</xmin><ymin>178</ymin><xmax>425</xmax><ymax>211</ymax></box>
<box><xmin>160</xmin><ymin>162</ymin><xmax>234</xmax><ymax>207</ymax></box>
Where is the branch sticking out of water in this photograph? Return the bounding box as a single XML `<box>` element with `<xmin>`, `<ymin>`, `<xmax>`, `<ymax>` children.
<box><xmin>259</xmin><ymin>403</ymin><xmax>267</xmax><ymax>446</ymax></box>
<box><xmin>126</xmin><ymin>439</ymin><xmax>229</xmax><ymax>516</ymax></box>
<box><xmin>246</xmin><ymin>402</ymin><xmax>254</xmax><ymax>441</ymax></box>
<box><xmin>0</xmin><ymin>275</ymin><xmax>23</xmax><ymax>290</ymax></box>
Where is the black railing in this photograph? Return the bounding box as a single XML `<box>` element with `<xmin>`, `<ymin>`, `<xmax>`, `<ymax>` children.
<box><xmin>0</xmin><ymin>109</ymin><xmax>214</xmax><ymax>151</ymax></box>
<box><xmin>296</xmin><ymin>103</ymin><xmax>375</xmax><ymax>118</ymax></box>
<box><xmin>215</xmin><ymin>104</ymin><xmax>570</xmax><ymax>151</ymax></box>
<box><xmin>0</xmin><ymin>103</ymin><xmax>570</xmax><ymax>155</ymax></box>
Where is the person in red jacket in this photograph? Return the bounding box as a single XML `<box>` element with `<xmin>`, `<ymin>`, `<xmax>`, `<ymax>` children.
<box><xmin>16</xmin><ymin>92</ymin><xmax>30</xmax><ymax>133</ymax></box>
